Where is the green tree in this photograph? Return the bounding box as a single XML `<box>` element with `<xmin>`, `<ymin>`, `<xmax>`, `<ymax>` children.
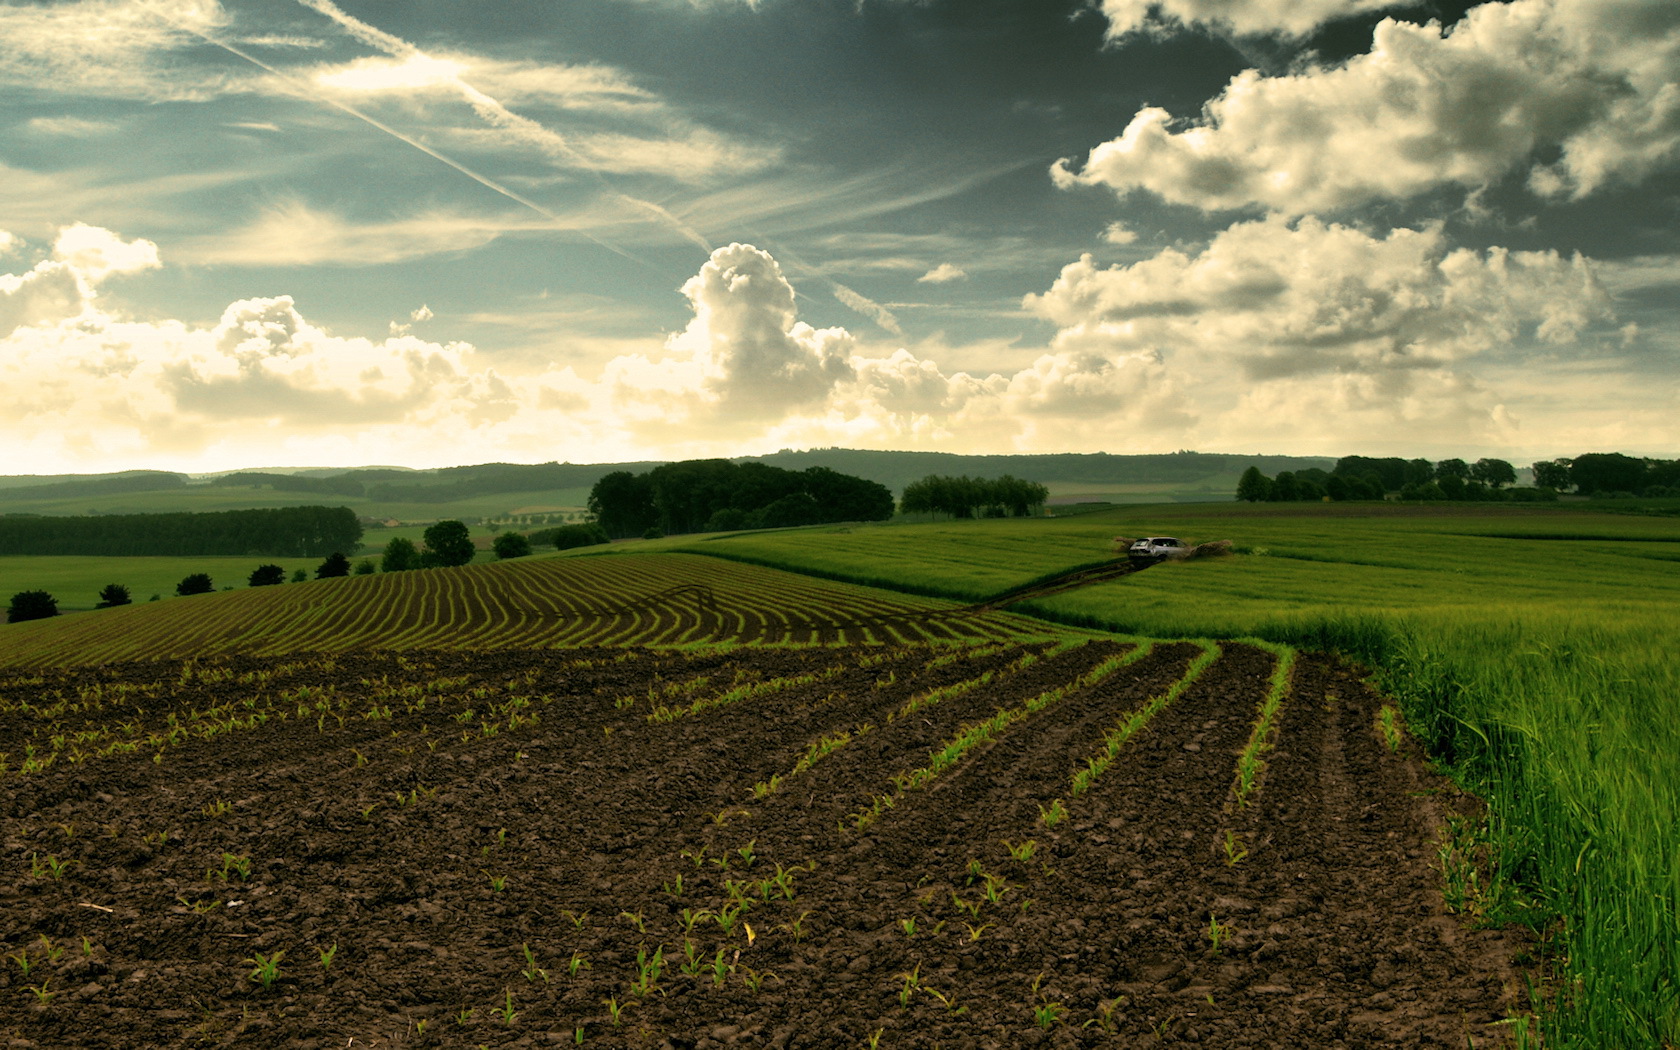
<box><xmin>1570</xmin><ymin>452</ymin><xmax>1647</xmax><ymax>495</ymax></box>
<box><xmin>1470</xmin><ymin>458</ymin><xmax>1517</xmax><ymax>488</ymax></box>
<box><xmin>250</xmin><ymin>564</ymin><xmax>287</xmax><ymax>587</ymax></box>
<box><xmin>353</xmin><ymin>558</ymin><xmax>377</xmax><ymax>575</ymax></box>
<box><xmin>176</xmin><ymin>573</ymin><xmax>213</xmax><ymax>596</ymax></box>
<box><xmin>289</xmin><ymin>568</ymin><xmax>308</xmax><ymax>582</ymax></box>
<box><xmin>1531</xmin><ymin>459</ymin><xmax>1572</xmax><ymax>490</ymax></box>
<box><xmin>1435</xmin><ymin>458</ymin><xmax>1471</xmax><ymax>481</ymax></box>
<box><xmin>381</xmin><ymin>537</ymin><xmax>420</xmax><ymax>572</ymax></box>
<box><xmin>316</xmin><ymin>552</ymin><xmax>351</xmax><ymax>579</ymax></box>
<box><xmin>588</xmin><ymin>470</ymin><xmax>658</xmax><ymax>539</ymax></box>
<box><xmin>95</xmin><ymin>583</ymin><xmax>132</xmax><ymax>608</ymax></box>
<box><xmin>422</xmin><ymin>520</ymin><xmax>476</xmax><ymax>567</ymax></box>
<box><xmin>7</xmin><ymin>590</ymin><xmax>59</xmax><ymax>623</ymax></box>
<box><xmin>493</xmin><ymin>531</ymin><xmax>532</xmax><ymax>559</ymax></box>
<box><xmin>1236</xmin><ymin>465</ymin><xmax>1273</xmax><ymax>502</ymax></box>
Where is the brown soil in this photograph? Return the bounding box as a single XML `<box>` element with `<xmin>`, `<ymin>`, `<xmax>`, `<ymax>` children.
<box><xmin>0</xmin><ymin>644</ymin><xmax>1523</xmax><ymax>1048</ymax></box>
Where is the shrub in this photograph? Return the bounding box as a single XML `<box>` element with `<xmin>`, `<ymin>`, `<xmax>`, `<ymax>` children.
<box><xmin>536</xmin><ymin>523</ymin><xmax>610</xmax><ymax>550</ymax></box>
<box><xmin>7</xmin><ymin>590</ymin><xmax>59</xmax><ymax>624</ymax></box>
<box><xmin>316</xmin><ymin>552</ymin><xmax>351</xmax><ymax>579</ymax></box>
<box><xmin>176</xmin><ymin>573</ymin><xmax>214</xmax><ymax>596</ymax></box>
<box><xmin>353</xmin><ymin>558</ymin><xmax>377</xmax><ymax>575</ymax></box>
<box><xmin>381</xmin><ymin>537</ymin><xmax>420</xmax><ymax>573</ymax></box>
<box><xmin>642</xmin><ymin>526</ymin><xmax>665</xmax><ymax>540</ymax></box>
<box><xmin>249</xmin><ymin>564</ymin><xmax>287</xmax><ymax>587</ymax></box>
<box><xmin>493</xmin><ymin>532</ymin><xmax>532</xmax><ymax>560</ymax></box>
<box><xmin>96</xmin><ymin>583</ymin><xmax>132</xmax><ymax>608</ymax></box>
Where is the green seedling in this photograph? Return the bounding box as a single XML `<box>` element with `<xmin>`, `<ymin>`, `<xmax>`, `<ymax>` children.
<box><xmin>619</xmin><ymin>910</ymin><xmax>645</xmax><ymax>933</ymax></box>
<box><xmin>27</xmin><ymin>979</ymin><xmax>52</xmax><ymax>1003</ymax></box>
<box><xmin>1034</xmin><ymin>1001</ymin><xmax>1064</xmax><ymax>1029</ymax></box>
<box><xmin>1083</xmin><ymin>997</ymin><xmax>1126</xmax><ymax>1033</ymax></box>
<box><xmin>962</xmin><ymin>922</ymin><xmax>993</xmax><ymax>943</ymax></box>
<box><xmin>629</xmin><ymin>945</ymin><xmax>664</xmax><ymax>997</ymax></box>
<box><xmin>203</xmin><ymin>800</ymin><xmax>231</xmax><ymax>817</ymax></box>
<box><xmin>678</xmin><ymin>907</ymin><xmax>713</xmax><ymax>933</ymax></box>
<box><xmin>716</xmin><ymin>901</ymin><xmax>749</xmax><ymax>933</ymax></box>
<box><xmin>783</xmin><ymin>911</ymin><xmax>812</xmax><ymax>942</ymax></box>
<box><xmin>1207</xmin><ymin>915</ymin><xmax>1231</xmax><ymax>954</ymax></box>
<box><xmin>574</xmin><ymin>1025</ymin><xmax>585</xmax><ymax>1044</ymax></box>
<box><xmin>485</xmin><ymin>872</ymin><xmax>508</xmax><ymax>892</ymax></box>
<box><xmin>80</xmin><ymin>937</ymin><xmax>94</xmax><ymax>957</ymax></box>
<box><xmin>176</xmin><ymin>895</ymin><xmax>221</xmax><ymax>915</ymax></box>
<box><xmin>663</xmin><ymin>873</ymin><xmax>685</xmax><ymax>898</ymax></box>
<box><xmin>680</xmin><ymin>847</ymin><xmax>707</xmax><ymax>868</ymax></box>
<box><xmin>456</xmin><ymin>1007</ymin><xmax>474</xmax><ymax>1025</ymax></box>
<box><xmin>981</xmin><ymin>873</ymin><xmax>1011</xmax><ymax>903</ymax></box>
<box><xmin>567</xmin><ymin>952</ymin><xmax>589</xmax><ymax>977</ymax></box>
<box><xmin>1002</xmin><ymin>839</ymin><xmax>1037</xmax><ymax>862</ymax></box>
<box><xmin>736</xmin><ymin>840</ymin><xmax>757</xmax><ymax>867</ymax></box>
<box><xmin>740</xmin><ymin>966</ymin><xmax>772</xmax><ymax>992</ymax></box>
<box><xmin>30</xmin><ymin>853</ymin><xmax>73</xmax><ymax>880</ymax></box>
<box><xmin>1039</xmin><ymin>799</ymin><xmax>1068</xmax><ymax>828</ymax></box>
<box><xmin>563</xmin><ymin>909</ymin><xmax>589</xmax><ymax>928</ymax></box>
<box><xmin>247</xmin><ymin>950</ymin><xmax>284</xmax><ymax>989</ymax></box>
<box><xmin>680</xmin><ymin>938</ymin><xmax>706</xmax><ymax>976</ymax></box>
<box><xmin>9</xmin><ymin>951</ymin><xmax>30</xmax><ymax>976</ymax></box>
<box><xmin>950</xmin><ymin>892</ymin><xmax>981</xmax><ymax>919</ymax></box>
<box><xmin>497</xmin><ymin>988</ymin><xmax>517</xmax><ymax>1025</ymax></box>
<box><xmin>520</xmin><ymin>943</ymin><xmax>547</xmax><ymax>982</ymax></box>
<box><xmin>38</xmin><ymin>936</ymin><xmax>64</xmax><ymax>963</ymax></box>
<box><xmin>603</xmin><ymin>996</ymin><xmax>626</xmax><ymax>1027</ymax></box>
<box><xmin>924</xmin><ymin>986</ymin><xmax>966</xmax><ymax>1016</ymax></box>
<box><xmin>318</xmin><ymin>943</ymin><xmax>339</xmax><ymax>971</ymax></box>
<box><xmin>899</xmin><ymin>917</ymin><xmax>918</xmax><ymax>937</ymax></box>
<box><xmin>1222</xmin><ymin>829</ymin><xmax>1249</xmax><ymax>866</ymax></box>
<box><xmin>866</xmin><ymin>1029</ymin><xmax>883</xmax><ymax>1049</ymax></box>
<box><xmin>709</xmin><ymin>948</ymin><xmax>731</xmax><ymax>987</ymax></box>
<box><xmin>896</xmin><ymin>964</ymin><xmax>921</xmax><ymax>1007</ymax></box>
<box><xmin>1377</xmin><ymin>703</ymin><xmax>1404</xmax><ymax>752</ymax></box>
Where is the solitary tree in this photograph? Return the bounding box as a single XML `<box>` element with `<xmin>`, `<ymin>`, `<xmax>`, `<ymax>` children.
<box><xmin>422</xmin><ymin>520</ymin><xmax>476</xmax><ymax>567</ymax></box>
<box><xmin>289</xmin><ymin>568</ymin><xmax>308</xmax><ymax>583</ymax></box>
<box><xmin>96</xmin><ymin>584</ymin><xmax>132</xmax><ymax>608</ymax></box>
<box><xmin>7</xmin><ymin>590</ymin><xmax>59</xmax><ymax>623</ymax></box>
<box><xmin>249</xmin><ymin>564</ymin><xmax>287</xmax><ymax>587</ymax></box>
<box><xmin>492</xmin><ymin>531</ymin><xmax>532</xmax><ymax>560</ymax></box>
<box><xmin>316</xmin><ymin>552</ymin><xmax>352</xmax><ymax>579</ymax></box>
<box><xmin>176</xmin><ymin>573</ymin><xmax>214</xmax><ymax>596</ymax></box>
<box><xmin>381</xmin><ymin>536</ymin><xmax>421</xmax><ymax>572</ymax></box>
<box><xmin>1236</xmin><ymin>465</ymin><xmax>1273</xmax><ymax>502</ymax></box>
<box><xmin>353</xmin><ymin>558</ymin><xmax>377</xmax><ymax>575</ymax></box>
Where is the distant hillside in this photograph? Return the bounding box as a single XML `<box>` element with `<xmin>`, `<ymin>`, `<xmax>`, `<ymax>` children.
<box><xmin>0</xmin><ymin>450</ymin><xmax>1336</xmax><ymax>520</ymax></box>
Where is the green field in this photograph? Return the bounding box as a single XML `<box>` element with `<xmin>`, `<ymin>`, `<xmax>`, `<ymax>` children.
<box><xmin>669</xmin><ymin>502</ymin><xmax>1679</xmax><ymax>1047</ymax></box>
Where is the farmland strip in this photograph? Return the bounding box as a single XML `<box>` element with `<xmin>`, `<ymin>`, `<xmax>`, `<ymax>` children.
<box><xmin>1231</xmin><ymin>640</ymin><xmax>1297</xmax><ymax>805</ymax></box>
<box><xmin>1068</xmin><ymin>640</ymin><xmax>1218</xmax><ymax>797</ymax></box>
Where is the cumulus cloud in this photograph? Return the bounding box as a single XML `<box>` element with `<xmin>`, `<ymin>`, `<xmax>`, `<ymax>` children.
<box><xmin>1027</xmin><ymin>215</ymin><xmax>1615</xmax><ymax>380</ymax></box>
<box><xmin>1095</xmin><ymin>0</ymin><xmax>1401</xmax><ymax>38</ymax></box>
<box><xmin>1058</xmin><ymin>0</ymin><xmax>1680</xmax><ymax>213</ymax></box>
<box><xmin>918</xmin><ymin>263</ymin><xmax>968</xmax><ymax>284</ymax></box>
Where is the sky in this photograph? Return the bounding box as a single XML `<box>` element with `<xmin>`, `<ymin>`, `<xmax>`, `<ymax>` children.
<box><xmin>1</xmin><ymin>0</ymin><xmax>1677</xmax><ymax>474</ymax></box>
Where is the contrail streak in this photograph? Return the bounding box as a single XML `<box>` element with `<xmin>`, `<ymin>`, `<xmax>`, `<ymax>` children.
<box><xmin>136</xmin><ymin>2</ymin><xmax>664</xmax><ymax>271</ymax></box>
<box><xmin>293</xmin><ymin>0</ymin><xmax>715</xmax><ymax>255</ymax></box>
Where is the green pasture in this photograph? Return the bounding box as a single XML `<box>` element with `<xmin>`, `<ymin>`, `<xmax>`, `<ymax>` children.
<box><xmin>677</xmin><ymin>502</ymin><xmax>1680</xmax><ymax>1048</ymax></box>
<box><xmin>0</xmin><ymin>483</ymin><xmax>589</xmax><ymax>524</ymax></box>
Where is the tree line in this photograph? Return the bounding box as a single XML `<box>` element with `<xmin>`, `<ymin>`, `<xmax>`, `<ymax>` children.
<box><xmin>898</xmin><ymin>474</ymin><xmax>1050</xmax><ymax>519</ymax></box>
<box><xmin>0</xmin><ymin>506</ymin><xmax>362</xmax><ymax>557</ymax></box>
<box><xmin>588</xmin><ymin>460</ymin><xmax>895</xmax><ymax>538</ymax></box>
<box><xmin>1237</xmin><ymin>452</ymin><xmax>1680</xmax><ymax>503</ymax></box>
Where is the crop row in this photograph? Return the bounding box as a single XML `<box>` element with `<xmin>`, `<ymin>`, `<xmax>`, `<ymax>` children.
<box><xmin>0</xmin><ymin>554</ymin><xmax>1059</xmax><ymax>669</ymax></box>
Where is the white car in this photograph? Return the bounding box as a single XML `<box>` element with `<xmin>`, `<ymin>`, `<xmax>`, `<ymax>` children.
<box><xmin>1128</xmin><ymin>536</ymin><xmax>1189</xmax><ymax>563</ymax></box>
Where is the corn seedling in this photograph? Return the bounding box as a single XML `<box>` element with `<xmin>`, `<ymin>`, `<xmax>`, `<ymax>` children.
<box><xmin>950</xmin><ymin>892</ymin><xmax>981</xmax><ymax>919</ymax></box>
<box><xmin>38</xmin><ymin>936</ymin><xmax>63</xmax><ymax>963</ymax></box>
<box><xmin>740</xmin><ymin>966</ymin><xmax>773</xmax><ymax>992</ymax></box>
<box><xmin>628</xmin><ymin>945</ymin><xmax>664</xmax><ymax>997</ymax></box>
<box><xmin>680</xmin><ymin>939</ymin><xmax>706</xmax><ymax>976</ymax></box>
<box><xmin>709</xmin><ymin>949</ymin><xmax>731</xmax><ymax>987</ymax></box>
<box><xmin>662</xmin><ymin>873</ymin><xmax>684</xmax><ymax>898</ymax></box>
<box><xmin>26</xmin><ymin>979</ymin><xmax>52</xmax><ymax>1003</ymax></box>
<box><xmin>1222</xmin><ymin>829</ymin><xmax>1249</xmax><ymax>866</ymax></box>
<box><xmin>981</xmin><ymin>872</ymin><xmax>1011</xmax><ymax>903</ymax></box>
<box><xmin>318</xmin><ymin>943</ymin><xmax>339</xmax><ymax>971</ymax></box>
<box><xmin>678</xmin><ymin>907</ymin><xmax>712</xmax><ymax>933</ymax></box>
<box><xmin>1377</xmin><ymin>703</ymin><xmax>1404</xmax><ymax>751</ymax></box>
<box><xmin>1002</xmin><ymin>839</ymin><xmax>1037</xmax><ymax>862</ymax></box>
<box><xmin>866</xmin><ymin>1029</ymin><xmax>883</xmax><ymax>1049</ymax></box>
<box><xmin>736</xmin><ymin>840</ymin><xmax>757</xmax><ymax>867</ymax></box>
<box><xmin>1033</xmin><ymin>1001</ymin><xmax>1064</xmax><ymax>1029</ymax></box>
<box><xmin>520</xmin><ymin>943</ymin><xmax>547</xmax><ymax>982</ymax></box>
<box><xmin>603</xmin><ymin>996</ymin><xmax>626</xmax><ymax>1027</ymax></box>
<box><xmin>574</xmin><ymin>1025</ymin><xmax>585</xmax><ymax>1044</ymax></box>
<box><xmin>896</xmin><ymin>965</ymin><xmax>921</xmax><ymax>1007</ymax></box>
<box><xmin>455</xmin><ymin>1007</ymin><xmax>473</xmax><ymax>1025</ymax></box>
<box><xmin>899</xmin><ymin>917</ymin><xmax>918</xmax><ymax>937</ymax></box>
<box><xmin>9</xmin><ymin>951</ymin><xmax>29</xmax><ymax>976</ymax></box>
<box><xmin>497</xmin><ymin>988</ymin><xmax>517</xmax><ymax>1025</ymax></box>
<box><xmin>30</xmin><ymin>853</ymin><xmax>72</xmax><ymax>880</ymax></box>
<box><xmin>962</xmin><ymin>922</ymin><xmax>992</xmax><ymax>943</ymax></box>
<box><xmin>247</xmin><ymin>950</ymin><xmax>284</xmax><ymax>989</ymax></box>
<box><xmin>79</xmin><ymin>937</ymin><xmax>94</xmax><ymax>957</ymax></box>
<box><xmin>563</xmin><ymin>909</ymin><xmax>589</xmax><ymax>928</ymax></box>
<box><xmin>680</xmin><ymin>847</ymin><xmax>707</xmax><ymax>868</ymax></box>
<box><xmin>203</xmin><ymin>799</ymin><xmax>231</xmax><ymax>817</ymax></box>
<box><xmin>1039</xmin><ymin>799</ymin><xmax>1068</xmax><ymax>828</ymax></box>
<box><xmin>567</xmin><ymin>952</ymin><xmax>589</xmax><ymax>977</ymax></box>
<box><xmin>783</xmin><ymin>911</ymin><xmax>812</xmax><ymax>942</ymax></box>
<box><xmin>485</xmin><ymin>872</ymin><xmax>508</xmax><ymax>893</ymax></box>
<box><xmin>1083</xmin><ymin>997</ymin><xmax>1125</xmax><ymax>1033</ymax></box>
<box><xmin>716</xmin><ymin>901</ymin><xmax>749</xmax><ymax>933</ymax></box>
<box><xmin>619</xmin><ymin>909</ymin><xmax>646</xmax><ymax>933</ymax></box>
<box><xmin>925</xmin><ymin>986</ymin><xmax>966</xmax><ymax>1016</ymax></box>
<box><xmin>1207</xmin><ymin>915</ymin><xmax>1231</xmax><ymax>955</ymax></box>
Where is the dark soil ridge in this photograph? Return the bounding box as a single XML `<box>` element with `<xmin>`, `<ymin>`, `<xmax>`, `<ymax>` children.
<box><xmin>0</xmin><ymin>643</ymin><xmax>1524</xmax><ymax>1048</ymax></box>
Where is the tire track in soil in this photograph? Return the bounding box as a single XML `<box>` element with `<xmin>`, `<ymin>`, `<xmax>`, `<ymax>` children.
<box><xmin>1182</xmin><ymin>654</ymin><xmax>1529</xmax><ymax>1049</ymax></box>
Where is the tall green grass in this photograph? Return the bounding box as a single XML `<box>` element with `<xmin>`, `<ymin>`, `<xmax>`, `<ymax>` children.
<box><xmin>688</xmin><ymin>503</ymin><xmax>1680</xmax><ymax>1047</ymax></box>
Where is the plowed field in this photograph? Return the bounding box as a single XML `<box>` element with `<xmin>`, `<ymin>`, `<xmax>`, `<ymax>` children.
<box><xmin>0</xmin><ymin>638</ymin><xmax>1522</xmax><ymax>1048</ymax></box>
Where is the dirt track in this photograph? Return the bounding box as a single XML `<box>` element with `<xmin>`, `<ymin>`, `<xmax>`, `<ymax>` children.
<box><xmin>0</xmin><ymin>642</ymin><xmax>1523</xmax><ymax>1047</ymax></box>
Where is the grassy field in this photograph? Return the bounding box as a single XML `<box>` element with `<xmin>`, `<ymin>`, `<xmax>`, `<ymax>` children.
<box><xmin>0</xmin><ymin>555</ymin><xmax>334</xmax><ymax>613</ymax></box>
<box><xmin>672</xmin><ymin>502</ymin><xmax>1680</xmax><ymax>1048</ymax></box>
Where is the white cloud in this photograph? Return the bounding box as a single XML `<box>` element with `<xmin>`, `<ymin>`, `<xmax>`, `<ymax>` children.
<box><xmin>52</xmin><ymin>224</ymin><xmax>160</xmax><ymax>284</ymax></box>
<box><xmin>917</xmin><ymin>263</ymin><xmax>968</xmax><ymax>284</ymax></box>
<box><xmin>1101</xmin><ymin>222</ymin><xmax>1137</xmax><ymax>246</ymax></box>
<box><xmin>1059</xmin><ymin>0</ymin><xmax>1680</xmax><ymax>213</ymax></box>
<box><xmin>0</xmin><ymin>0</ymin><xmax>253</xmax><ymax>102</ymax></box>
<box><xmin>176</xmin><ymin>201</ymin><xmax>557</xmax><ymax>268</ymax></box>
<box><xmin>1096</xmin><ymin>0</ymin><xmax>1401</xmax><ymax>38</ymax></box>
<box><xmin>1026</xmin><ymin>215</ymin><xmax>1615</xmax><ymax>380</ymax></box>
<box><xmin>25</xmin><ymin>117</ymin><xmax>120</xmax><ymax>137</ymax></box>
